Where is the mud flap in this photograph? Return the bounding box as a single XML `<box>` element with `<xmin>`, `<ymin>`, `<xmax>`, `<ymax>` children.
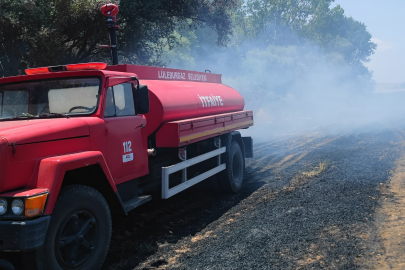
<box><xmin>242</xmin><ymin>137</ymin><xmax>253</xmax><ymax>158</ymax></box>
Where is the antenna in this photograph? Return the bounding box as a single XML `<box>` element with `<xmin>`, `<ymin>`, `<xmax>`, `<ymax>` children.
<box><xmin>100</xmin><ymin>4</ymin><xmax>120</xmax><ymax>65</ymax></box>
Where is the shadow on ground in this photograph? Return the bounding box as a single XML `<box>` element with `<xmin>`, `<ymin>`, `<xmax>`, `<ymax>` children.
<box><xmin>102</xmin><ymin>169</ymin><xmax>266</xmax><ymax>270</ymax></box>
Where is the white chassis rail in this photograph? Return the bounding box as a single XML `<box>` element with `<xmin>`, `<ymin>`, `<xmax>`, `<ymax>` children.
<box><xmin>162</xmin><ymin>138</ymin><xmax>226</xmax><ymax>199</ymax></box>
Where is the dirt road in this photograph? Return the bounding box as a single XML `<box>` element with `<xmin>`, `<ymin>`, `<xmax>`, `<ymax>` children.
<box><xmin>99</xmin><ymin>124</ymin><xmax>405</xmax><ymax>269</ymax></box>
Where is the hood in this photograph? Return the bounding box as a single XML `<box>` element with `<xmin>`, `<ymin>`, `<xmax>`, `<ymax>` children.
<box><xmin>0</xmin><ymin>118</ymin><xmax>89</xmax><ymax>145</ymax></box>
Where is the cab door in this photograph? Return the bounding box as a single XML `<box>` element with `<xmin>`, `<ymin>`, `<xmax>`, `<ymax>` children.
<box><xmin>104</xmin><ymin>83</ymin><xmax>147</xmax><ymax>182</ymax></box>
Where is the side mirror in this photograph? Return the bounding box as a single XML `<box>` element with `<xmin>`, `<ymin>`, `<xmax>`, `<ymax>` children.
<box><xmin>134</xmin><ymin>85</ymin><xmax>150</xmax><ymax>114</ymax></box>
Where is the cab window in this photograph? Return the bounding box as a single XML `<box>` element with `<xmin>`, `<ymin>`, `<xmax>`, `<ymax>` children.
<box><xmin>104</xmin><ymin>83</ymin><xmax>135</xmax><ymax>117</ymax></box>
<box><xmin>0</xmin><ymin>91</ymin><xmax>29</xmax><ymax>118</ymax></box>
<box><xmin>0</xmin><ymin>77</ymin><xmax>100</xmax><ymax>119</ymax></box>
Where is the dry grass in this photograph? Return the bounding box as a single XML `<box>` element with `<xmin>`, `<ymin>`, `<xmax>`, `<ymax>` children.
<box><xmin>301</xmin><ymin>160</ymin><xmax>329</xmax><ymax>178</ymax></box>
<box><xmin>191</xmin><ymin>231</ymin><xmax>213</xmax><ymax>243</ymax></box>
<box><xmin>368</xmin><ymin>155</ymin><xmax>405</xmax><ymax>270</ymax></box>
<box><xmin>284</xmin><ymin>160</ymin><xmax>329</xmax><ymax>192</ymax></box>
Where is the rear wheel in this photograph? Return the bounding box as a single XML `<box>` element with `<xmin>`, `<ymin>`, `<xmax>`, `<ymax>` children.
<box><xmin>219</xmin><ymin>141</ymin><xmax>244</xmax><ymax>193</ymax></box>
<box><xmin>0</xmin><ymin>259</ymin><xmax>14</xmax><ymax>270</ymax></box>
<box><xmin>26</xmin><ymin>185</ymin><xmax>112</xmax><ymax>270</ymax></box>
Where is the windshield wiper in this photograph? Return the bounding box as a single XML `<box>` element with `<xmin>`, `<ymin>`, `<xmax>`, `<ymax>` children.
<box><xmin>38</xmin><ymin>113</ymin><xmax>70</xmax><ymax>119</ymax></box>
<box><xmin>0</xmin><ymin>112</ymin><xmax>70</xmax><ymax>121</ymax></box>
<box><xmin>10</xmin><ymin>114</ymin><xmax>38</xmax><ymax>120</ymax></box>
<box><xmin>0</xmin><ymin>114</ymin><xmax>38</xmax><ymax>121</ymax></box>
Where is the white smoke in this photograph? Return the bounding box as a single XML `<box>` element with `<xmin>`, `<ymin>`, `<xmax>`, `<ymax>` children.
<box><xmin>167</xmin><ymin>30</ymin><xmax>405</xmax><ymax>142</ymax></box>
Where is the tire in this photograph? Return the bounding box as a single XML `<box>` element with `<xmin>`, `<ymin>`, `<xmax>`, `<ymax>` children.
<box><xmin>0</xmin><ymin>259</ymin><xmax>14</xmax><ymax>270</ymax></box>
<box><xmin>26</xmin><ymin>185</ymin><xmax>112</xmax><ymax>270</ymax></box>
<box><xmin>219</xmin><ymin>141</ymin><xmax>245</xmax><ymax>193</ymax></box>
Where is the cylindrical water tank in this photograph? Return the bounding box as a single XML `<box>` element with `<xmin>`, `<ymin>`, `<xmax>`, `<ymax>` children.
<box><xmin>141</xmin><ymin>79</ymin><xmax>245</xmax><ymax>136</ymax></box>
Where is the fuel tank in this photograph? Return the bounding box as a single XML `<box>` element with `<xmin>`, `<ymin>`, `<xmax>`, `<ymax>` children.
<box><xmin>106</xmin><ymin>65</ymin><xmax>245</xmax><ymax>136</ymax></box>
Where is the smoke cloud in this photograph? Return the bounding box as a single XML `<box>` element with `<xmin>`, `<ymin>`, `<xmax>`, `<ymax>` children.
<box><xmin>168</xmin><ymin>29</ymin><xmax>405</xmax><ymax>142</ymax></box>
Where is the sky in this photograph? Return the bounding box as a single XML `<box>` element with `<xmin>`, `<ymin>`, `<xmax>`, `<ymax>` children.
<box><xmin>333</xmin><ymin>0</ymin><xmax>405</xmax><ymax>83</ymax></box>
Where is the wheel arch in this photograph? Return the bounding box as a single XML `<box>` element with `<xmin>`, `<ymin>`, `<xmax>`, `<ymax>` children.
<box><xmin>222</xmin><ymin>131</ymin><xmax>245</xmax><ymax>158</ymax></box>
<box><xmin>61</xmin><ymin>165</ymin><xmax>125</xmax><ymax>216</ymax></box>
<box><xmin>35</xmin><ymin>151</ymin><xmax>125</xmax><ymax>215</ymax></box>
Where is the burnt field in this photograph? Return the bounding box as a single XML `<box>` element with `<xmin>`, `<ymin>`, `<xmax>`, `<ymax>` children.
<box><xmin>99</xmin><ymin>124</ymin><xmax>405</xmax><ymax>270</ymax></box>
<box><xmin>7</xmin><ymin>124</ymin><xmax>405</xmax><ymax>270</ymax></box>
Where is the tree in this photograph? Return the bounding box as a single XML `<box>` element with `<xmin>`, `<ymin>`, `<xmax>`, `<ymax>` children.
<box><xmin>304</xmin><ymin>5</ymin><xmax>376</xmax><ymax>69</ymax></box>
<box><xmin>0</xmin><ymin>0</ymin><xmax>238</xmax><ymax>77</ymax></box>
<box><xmin>236</xmin><ymin>0</ymin><xmax>375</xmax><ymax>75</ymax></box>
<box><xmin>241</xmin><ymin>0</ymin><xmax>334</xmax><ymax>45</ymax></box>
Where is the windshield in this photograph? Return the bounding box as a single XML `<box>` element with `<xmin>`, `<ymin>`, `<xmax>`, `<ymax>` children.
<box><xmin>0</xmin><ymin>77</ymin><xmax>100</xmax><ymax>119</ymax></box>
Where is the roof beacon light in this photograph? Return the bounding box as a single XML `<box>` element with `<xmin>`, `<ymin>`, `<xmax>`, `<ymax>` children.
<box><xmin>66</xmin><ymin>62</ymin><xmax>107</xmax><ymax>71</ymax></box>
<box><xmin>25</xmin><ymin>67</ymin><xmax>51</xmax><ymax>75</ymax></box>
<box><xmin>100</xmin><ymin>3</ymin><xmax>119</xmax><ymax>17</ymax></box>
<box><xmin>25</xmin><ymin>62</ymin><xmax>107</xmax><ymax>75</ymax></box>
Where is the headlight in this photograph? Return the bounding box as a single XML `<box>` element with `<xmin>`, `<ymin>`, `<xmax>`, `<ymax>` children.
<box><xmin>11</xmin><ymin>199</ymin><xmax>24</xmax><ymax>215</ymax></box>
<box><xmin>0</xmin><ymin>199</ymin><xmax>7</xmax><ymax>215</ymax></box>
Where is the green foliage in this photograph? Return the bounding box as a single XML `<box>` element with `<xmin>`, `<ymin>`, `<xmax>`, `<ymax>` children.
<box><xmin>303</xmin><ymin>5</ymin><xmax>376</xmax><ymax>67</ymax></box>
<box><xmin>0</xmin><ymin>0</ymin><xmax>238</xmax><ymax>77</ymax></box>
<box><xmin>243</xmin><ymin>0</ymin><xmax>335</xmax><ymax>41</ymax></box>
<box><xmin>0</xmin><ymin>0</ymin><xmax>108</xmax><ymax>76</ymax></box>
<box><xmin>0</xmin><ymin>0</ymin><xmax>376</xmax><ymax>86</ymax></box>
<box><xmin>166</xmin><ymin>0</ymin><xmax>376</xmax><ymax>79</ymax></box>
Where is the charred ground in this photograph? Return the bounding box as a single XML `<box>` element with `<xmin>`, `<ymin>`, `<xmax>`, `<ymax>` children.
<box><xmin>100</xmin><ymin>123</ymin><xmax>405</xmax><ymax>269</ymax></box>
<box><xmin>7</xmin><ymin>123</ymin><xmax>405</xmax><ymax>269</ymax></box>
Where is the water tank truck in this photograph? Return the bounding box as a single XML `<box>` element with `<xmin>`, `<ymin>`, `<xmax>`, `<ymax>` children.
<box><xmin>0</xmin><ymin>4</ymin><xmax>253</xmax><ymax>269</ymax></box>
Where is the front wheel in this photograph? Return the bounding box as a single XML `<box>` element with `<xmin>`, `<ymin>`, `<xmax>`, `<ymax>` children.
<box><xmin>219</xmin><ymin>141</ymin><xmax>245</xmax><ymax>193</ymax></box>
<box><xmin>27</xmin><ymin>185</ymin><xmax>112</xmax><ymax>270</ymax></box>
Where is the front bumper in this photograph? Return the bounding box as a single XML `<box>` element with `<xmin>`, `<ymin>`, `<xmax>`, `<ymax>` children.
<box><xmin>0</xmin><ymin>216</ymin><xmax>50</xmax><ymax>251</ymax></box>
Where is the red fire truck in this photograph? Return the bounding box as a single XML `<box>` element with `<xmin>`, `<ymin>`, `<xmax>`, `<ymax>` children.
<box><xmin>0</xmin><ymin>4</ymin><xmax>253</xmax><ymax>270</ymax></box>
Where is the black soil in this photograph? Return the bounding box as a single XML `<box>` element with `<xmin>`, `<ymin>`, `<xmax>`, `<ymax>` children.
<box><xmin>103</xmin><ymin>124</ymin><xmax>404</xmax><ymax>269</ymax></box>
<box><xmin>6</xmin><ymin>124</ymin><xmax>405</xmax><ymax>269</ymax></box>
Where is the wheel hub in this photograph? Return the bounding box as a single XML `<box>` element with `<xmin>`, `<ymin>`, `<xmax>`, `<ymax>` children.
<box><xmin>55</xmin><ymin>211</ymin><xmax>98</xmax><ymax>269</ymax></box>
